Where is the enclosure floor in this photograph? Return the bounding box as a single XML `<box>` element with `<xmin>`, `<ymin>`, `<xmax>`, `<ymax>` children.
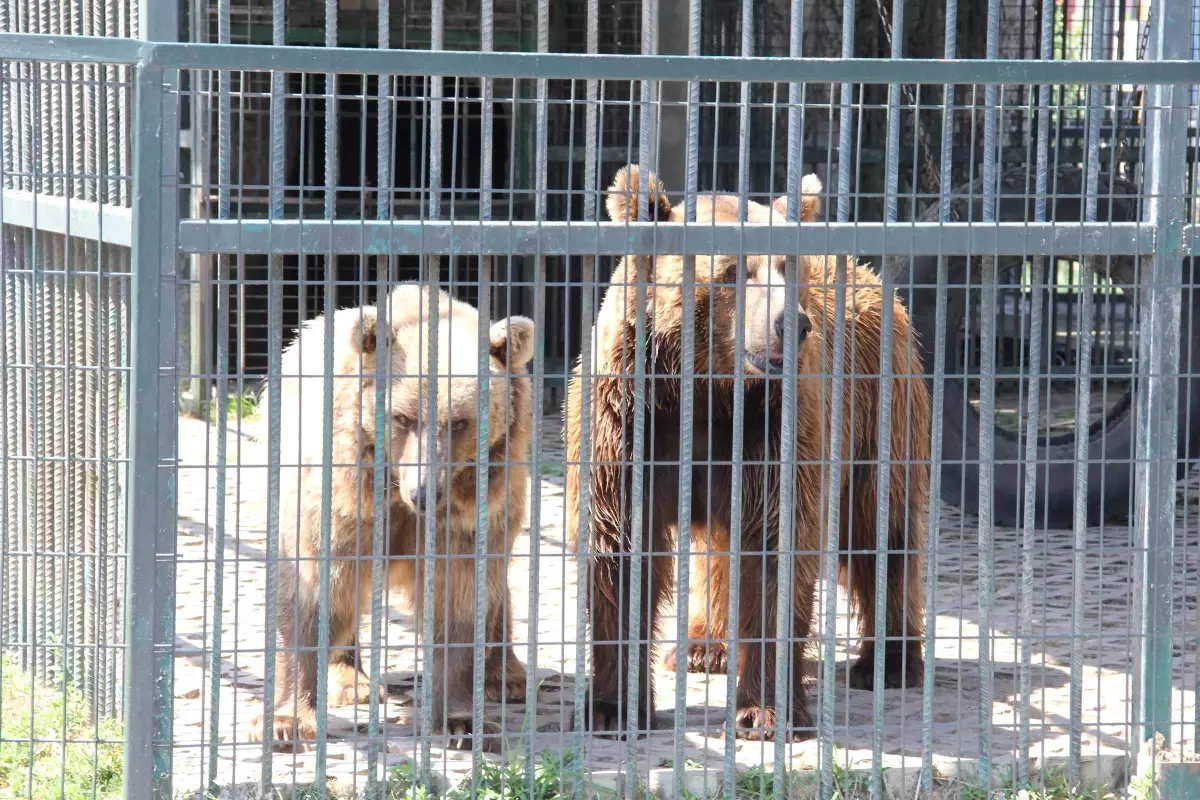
<box><xmin>169</xmin><ymin>413</ymin><xmax>1199</xmax><ymax>798</ymax></box>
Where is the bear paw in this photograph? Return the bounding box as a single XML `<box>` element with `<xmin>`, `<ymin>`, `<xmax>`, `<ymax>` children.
<box><xmin>437</xmin><ymin>717</ymin><xmax>502</xmax><ymax>753</ymax></box>
<box><xmin>661</xmin><ymin>642</ymin><xmax>728</xmax><ymax>674</ymax></box>
<box><xmin>848</xmin><ymin>641</ymin><xmax>924</xmax><ymax>690</ymax></box>
<box><xmin>328</xmin><ymin>662</ymin><xmax>387</xmax><ymax>707</ymax></box>
<box><xmin>484</xmin><ymin>655</ymin><xmax>528</xmax><ymax>703</ymax></box>
<box><xmin>733</xmin><ymin>705</ymin><xmax>814</xmax><ymax>742</ymax></box>
<box><xmin>247</xmin><ymin>708</ymin><xmax>319</xmax><ymax>752</ymax></box>
<box><xmin>583</xmin><ymin>696</ymin><xmax>652</xmax><ymax>739</ymax></box>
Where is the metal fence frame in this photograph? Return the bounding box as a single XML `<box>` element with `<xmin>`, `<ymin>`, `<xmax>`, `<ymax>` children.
<box><xmin>0</xmin><ymin>0</ymin><xmax>1196</xmax><ymax>793</ymax></box>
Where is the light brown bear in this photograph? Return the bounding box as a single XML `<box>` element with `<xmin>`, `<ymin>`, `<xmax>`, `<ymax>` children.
<box><xmin>248</xmin><ymin>283</ymin><xmax>534</xmax><ymax>751</ymax></box>
<box><xmin>565</xmin><ymin>165</ymin><xmax>930</xmax><ymax>741</ymax></box>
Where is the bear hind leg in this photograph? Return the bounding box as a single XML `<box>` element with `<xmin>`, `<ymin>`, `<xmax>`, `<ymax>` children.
<box><xmin>843</xmin><ymin>464</ymin><xmax>925</xmax><ymax>691</ymax></box>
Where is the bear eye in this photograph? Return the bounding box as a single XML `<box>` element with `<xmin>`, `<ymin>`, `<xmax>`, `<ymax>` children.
<box><xmin>395</xmin><ymin>414</ymin><xmax>414</xmax><ymax>430</ymax></box>
<box><xmin>451</xmin><ymin>419</ymin><xmax>469</xmax><ymax>434</ymax></box>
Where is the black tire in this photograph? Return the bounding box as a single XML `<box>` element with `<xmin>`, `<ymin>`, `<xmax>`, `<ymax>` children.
<box><xmin>892</xmin><ymin>165</ymin><xmax>1200</xmax><ymax>528</ymax></box>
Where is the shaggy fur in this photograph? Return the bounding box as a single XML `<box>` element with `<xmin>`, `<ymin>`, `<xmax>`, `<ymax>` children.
<box><xmin>565</xmin><ymin>165</ymin><xmax>930</xmax><ymax>741</ymax></box>
<box><xmin>248</xmin><ymin>284</ymin><xmax>534</xmax><ymax>751</ymax></box>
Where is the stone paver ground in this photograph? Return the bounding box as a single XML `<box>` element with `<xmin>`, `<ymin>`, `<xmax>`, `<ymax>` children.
<box><xmin>169</xmin><ymin>411</ymin><xmax>1199</xmax><ymax>797</ymax></box>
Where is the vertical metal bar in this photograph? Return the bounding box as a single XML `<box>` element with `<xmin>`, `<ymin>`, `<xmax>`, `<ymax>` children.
<box><xmin>208</xmin><ymin>0</ymin><xmax>230</xmax><ymax>786</ymax></box>
<box><xmin>126</xmin><ymin>1</ymin><xmax>179</xmax><ymax>795</ymax></box>
<box><xmin>258</xmin><ymin>0</ymin><xmax>286</xmax><ymax>789</ymax></box>
<box><xmin>821</xmin><ymin>0</ymin><xmax>855</xmax><ymax>791</ymax></box>
<box><xmin>524</xmin><ymin>0</ymin><xmax>550</xmax><ymax>780</ymax></box>
<box><xmin>920</xmin><ymin>0</ymin><xmax>957</xmax><ymax>791</ymax></box>
<box><xmin>473</xmin><ymin>0</ymin><xmax>494</xmax><ymax>777</ymax></box>
<box><xmin>1067</xmin><ymin>0</ymin><xmax>1107</xmax><ymax>779</ymax></box>
<box><xmin>722</xmin><ymin>0</ymin><xmax>753</xmax><ymax>792</ymax></box>
<box><xmin>1136</xmin><ymin>0</ymin><xmax>1189</xmax><ymax>752</ymax></box>
<box><xmin>624</xmin><ymin>0</ymin><xmax>655</xmax><ymax>788</ymax></box>
<box><xmin>123</xmin><ymin>65</ymin><xmax>173</xmax><ymax>800</ymax></box>
<box><xmin>873</xmin><ymin>0</ymin><xmax>905</xmax><ymax>790</ymax></box>
<box><xmin>419</xmin><ymin>0</ymin><xmax>444</xmax><ymax>785</ymax></box>
<box><xmin>671</xmin><ymin>0</ymin><xmax>700</xmax><ymax>789</ymax></box>
<box><xmin>419</xmin><ymin>256</ymin><xmax>441</xmax><ymax>792</ymax></box>
<box><xmin>975</xmin><ymin>0</ymin><xmax>1002</xmax><ymax>782</ymax></box>
<box><xmin>366</xmin><ymin>3</ymin><xmax>393</xmax><ymax>794</ymax></box>
<box><xmin>184</xmin><ymin>0</ymin><xmax>211</xmax><ymax>417</ymax></box>
<box><xmin>314</xmin><ymin>0</ymin><xmax>340</xmax><ymax>782</ymax></box>
<box><xmin>1014</xmin><ymin>0</ymin><xmax>1054</xmax><ymax>785</ymax></box>
<box><xmin>772</xmin><ymin>0</ymin><xmax>805</xmax><ymax>781</ymax></box>
<box><xmin>572</xmin><ymin>0</ymin><xmax>599</xmax><ymax>775</ymax></box>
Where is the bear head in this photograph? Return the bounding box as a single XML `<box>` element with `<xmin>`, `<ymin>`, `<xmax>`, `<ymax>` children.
<box><xmin>375</xmin><ymin>282</ymin><xmax>535</xmax><ymax>514</ymax></box>
<box><xmin>605</xmin><ymin>164</ymin><xmax>823</xmax><ymax>377</ymax></box>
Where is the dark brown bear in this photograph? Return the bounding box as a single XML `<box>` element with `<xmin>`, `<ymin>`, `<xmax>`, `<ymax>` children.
<box><xmin>565</xmin><ymin>165</ymin><xmax>930</xmax><ymax>740</ymax></box>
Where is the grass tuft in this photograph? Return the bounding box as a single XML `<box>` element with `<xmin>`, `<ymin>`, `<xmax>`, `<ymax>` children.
<box><xmin>0</xmin><ymin>656</ymin><xmax>124</xmax><ymax>800</ymax></box>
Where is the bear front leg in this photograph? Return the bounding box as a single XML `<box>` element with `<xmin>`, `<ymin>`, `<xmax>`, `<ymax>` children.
<box><xmin>484</xmin><ymin>554</ymin><xmax>527</xmax><ymax>704</ymax></box>
<box><xmin>661</xmin><ymin>524</ymin><xmax>731</xmax><ymax>675</ymax></box>
<box><xmin>585</xmin><ymin>516</ymin><xmax>673</xmax><ymax>738</ymax></box>
<box><xmin>733</xmin><ymin>551</ymin><xmax>816</xmax><ymax>742</ymax></box>
<box><xmin>420</xmin><ymin>540</ymin><xmax>500</xmax><ymax>751</ymax></box>
<box><xmin>249</xmin><ymin>558</ymin><xmax>363</xmax><ymax>751</ymax></box>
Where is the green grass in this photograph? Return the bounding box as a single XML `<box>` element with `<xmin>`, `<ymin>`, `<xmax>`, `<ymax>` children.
<box><xmin>206</xmin><ymin>391</ymin><xmax>260</xmax><ymax>423</ymax></box>
<box><xmin>961</xmin><ymin>767</ymin><xmax>1125</xmax><ymax>800</ymax></box>
<box><xmin>387</xmin><ymin>749</ymin><xmax>586</xmax><ymax>800</ymax></box>
<box><xmin>0</xmin><ymin>657</ymin><xmax>123</xmax><ymax>800</ymax></box>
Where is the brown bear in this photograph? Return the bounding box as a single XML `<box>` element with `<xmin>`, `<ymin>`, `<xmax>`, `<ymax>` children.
<box><xmin>564</xmin><ymin>165</ymin><xmax>930</xmax><ymax>741</ymax></box>
<box><xmin>248</xmin><ymin>283</ymin><xmax>534</xmax><ymax>751</ymax></box>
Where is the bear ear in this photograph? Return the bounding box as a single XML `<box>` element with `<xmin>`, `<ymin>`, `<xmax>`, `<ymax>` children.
<box><xmin>489</xmin><ymin>316</ymin><xmax>535</xmax><ymax>369</ymax></box>
<box><xmin>800</xmin><ymin>173</ymin><xmax>822</xmax><ymax>221</ymax></box>
<box><xmin>347</xmin><ymin>306</ymin><xmax>388</xmax><ymax>356</ymax></box>
<box><xmin>606</xmin><ymin>164</ymin><xmax>673</xmax><ymax>223</ymax></box>
<box><xmin>771</xmin><ymin>173</ymin><xmax>823</xmax><ymax>223</ymax></box>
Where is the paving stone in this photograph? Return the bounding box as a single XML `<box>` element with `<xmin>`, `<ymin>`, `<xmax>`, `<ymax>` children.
<box><xmin>170</xmin><ymin>413</ymin><xmax>1200</xmax><ymax>797</ymax></box>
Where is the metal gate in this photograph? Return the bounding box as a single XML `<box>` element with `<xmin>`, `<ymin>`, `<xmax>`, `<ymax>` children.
<box><xmin>1</xmin><ymin>0</ymin><xmax>1198</xmax><ymax>797</ymax></box>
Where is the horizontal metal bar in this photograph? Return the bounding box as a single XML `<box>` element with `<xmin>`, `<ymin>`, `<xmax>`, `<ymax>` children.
<box><xmin>0</xmin><ymin>34</ymin><xmax>144</xmax><ymax>64</ymax></box>
<box><xmin>176</xmin><ymin>219</ymin><xmax>1168</xmax><ymax>257</ymax></box>
<box><xmin>2</xmin><ymin>189</ymin><xmax>133</xmax><ymax>248</ymax></box>
<box><xmin>140</xmin><ymin>46</ymin><xmax>1200</xmax><ymax>84</ymax></box>
<box><xmin>3</xmin><ymin>33</ymin><xmax>1200</xmax><ymax>85</ymax></box>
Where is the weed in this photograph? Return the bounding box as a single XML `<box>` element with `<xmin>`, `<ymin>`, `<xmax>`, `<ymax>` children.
<box><xmin>387</xmin><ymin>762</ymin><xmax>439</xmax><ymax>800</ymax></box>
<box><xmin>207</xmin><ymin>392</ymin><xmax>259</xmax><ymax>423</ymax></box>
<box><xmin>0</xmin><ymin>656</ymin><xmax>124</xmax><ymax>800</ymax></box>
<box><xmin>447</xmin><ymin>748</ymin><xmax>585</xmax><ymax>799</ymax></box>
<box><xmin>960</xmin><ymin>784</ymin><xmax>990</xmax><ymax>800</ymax></box>
<box><xmin>387</xmin><ymin>748</ymin><xmax>585</xmax><ymax>800</ymax></box>
<box><xmin>960</xmin><ymin>767</ymin><xmax>1125</xmax><ymax>800</ymax></box>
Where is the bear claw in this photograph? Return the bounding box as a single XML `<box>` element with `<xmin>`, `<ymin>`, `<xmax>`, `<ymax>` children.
<box><xmin>660</xmin><ymin>642</ymin><xmax>728</xmax><ymax>674</ymax></box>
<box><xmin>247</xmin><ymin>710</ymin><xmax>319</xmax><ymax>753</ymax></box>
<box><xmin>733</xmin><ymin>705</ymin><xmax>814</xmax><ymax>743</ymax></box>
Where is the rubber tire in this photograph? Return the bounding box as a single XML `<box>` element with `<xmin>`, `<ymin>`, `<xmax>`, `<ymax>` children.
<box><xmin>892</xmin><ymin>165</ymin><xmax>1200</xmax><ymax>528</ymax></box>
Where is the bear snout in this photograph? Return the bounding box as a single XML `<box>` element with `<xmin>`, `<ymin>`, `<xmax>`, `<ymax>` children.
<box><xmin>773</xmin><ymin>310</ymin><xmax>812</xmax><ymax>345</ymax></box>
<box><xmin>408</xmin><ymin>479</ymin><xmax>445</xmax><ymax>511</ymax></box>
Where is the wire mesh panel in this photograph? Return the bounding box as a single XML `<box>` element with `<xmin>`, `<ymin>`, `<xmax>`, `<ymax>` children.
<box><xmin>1</xmin><ymin>0</ymin><xmax>135</xmax><ymax>734</ymax></box>
<box><xmin>0</xmin><ymin>44</ymin><xmax>133</xmax><ymax>800</ymax></box>
<box><xmin>160</xmin><ymin>44</ymin><xmax>1199</xmax><ymax>800</ymax></box>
